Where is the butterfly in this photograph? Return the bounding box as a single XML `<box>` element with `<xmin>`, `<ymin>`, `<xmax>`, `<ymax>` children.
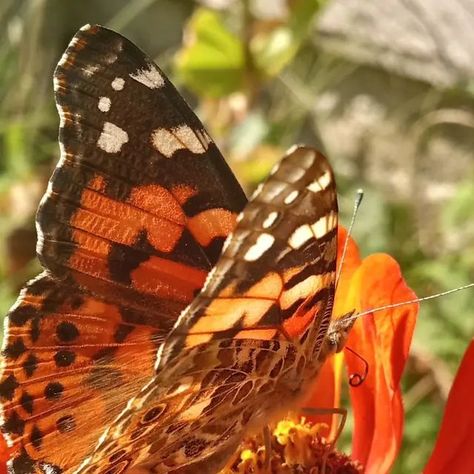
<box><xmin>0</xmin><ymin>25</ymin><xmax>355</xmax><ymax>473</ymax></box>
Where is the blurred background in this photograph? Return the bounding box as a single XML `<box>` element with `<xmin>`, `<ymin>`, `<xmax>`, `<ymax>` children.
<box><xmin>0</xmin><ymin>0</ymin><xmax>473</xmax><ymax>471</ymax></box>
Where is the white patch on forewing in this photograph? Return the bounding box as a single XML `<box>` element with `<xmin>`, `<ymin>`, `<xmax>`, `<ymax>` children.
<box><xmin>284</xmin><ymin>190</ymin><xmax>299</xmax><ymax>205</ymax></box>
<box><xmin>194</xmin><ymin>128</ymin><xmax>212</xmax><ymax>147</ymax></box>
<box><xmin>311</xmin><ymin>211</ymin><xmax>337</xmax><ymax>238</ymax></box>
<box><xmin>260</xmin><ymin>181</ymin><xmax>285</xmax><ymax>202</ymax></box>
<box><xmin>270</xmin><ymin>162</ymin><xmax>280</xmax><ymax>175</ymax></box>
<box><xmin>98</xmin><ymin>97</ymin><xmax>111</xmax><ymax>112</ymax></box>
<box><xmin>111</xmin><ymin>77</ymin><xmax>125</xmax><ymax>91</ymax></box>
<box><xmin>174</xmin><ymin>125</ymin><xmax>209</xmax><ymax>153</ymax></box>
<box><xmin>151</xmin><ymin>125</ymin><xmax>208</xmax><ymax>158</ymax></box>
<box><xmin>82</xmin><ymin>64</ymin><xmax>100</xmax><ymax>77</ymax></box>
<box><xmin>97</xmin><ymin>122</ymin><xmax>129</xmax><ymax>153</ymax></box>
<box><xmin>130</xmin><ymin>64</ymin><xmax>165</xmax><ymax>89</ymax></box>
<box><xmin>250</xmin><ymin>183</ymin><xmax>264</xmax><ymax>200</ymax></box>
<box><xmin>289</xmin><ymin>224</ymin><xmax>313</xmax><ymax>249</ymax></box>
<box><xmin>244</xmin><ymin>233</ymin><xmax>275</xmax><ymax>262</ymax></box>
<box><xmin>286</xmin><ymin>166</ymin><xmax>306</xmax><ymax>183</ymax></box>
<box><xmin>262</xmin><ymin>211</ymin><xmax>278</xmax><ymax>229</ymax></box>
<box><xmin>104</xmin><ymin>53</ymin><xmax>118</xmax><ymax>65</ymax></box>
<box><xmin>307</xmin><ymin>169</ymin><xmax>332</xmax><ymax>192</ymax></box>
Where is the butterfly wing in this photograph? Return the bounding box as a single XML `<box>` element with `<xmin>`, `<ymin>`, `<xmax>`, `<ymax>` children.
<box><xmin>76</xmin><ymin>146</ymin><xmax>339</xmax><ymax>473</ymax></box>
<box><xmin>0</xmin><ymin>24</ymin><xmax>246</xmax><ymax>473</ymax></box>
<box><xmin>160</xmin><ymin>145</ymin><xmax>338</xmax><ymax>365</ymax></box>
<box><xmin>0</xmin><ymin>274</ymin><xmax>161</xmax><ymax>472</ymax></box>
<box><xmin>43</xmin><ymin>24</ymin><xmax>246</xmax><ymax>309</ymax></box>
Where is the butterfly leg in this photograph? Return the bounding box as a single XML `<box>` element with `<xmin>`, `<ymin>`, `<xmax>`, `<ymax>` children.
<box><xmin>300</xmin><ymin>407</ymin><xmax>347</xmax><ymax>473</ymax></box>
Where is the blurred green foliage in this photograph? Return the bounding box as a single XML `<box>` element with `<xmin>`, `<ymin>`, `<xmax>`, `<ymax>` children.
<box><xmin>0</xmin><ymin>1</ymin><xmax>473</xmax><ymax>473</ymax></box>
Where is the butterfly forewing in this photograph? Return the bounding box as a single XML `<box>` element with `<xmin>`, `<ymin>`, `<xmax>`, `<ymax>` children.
<box><xmin>75</xmin><ymin>146</ymin><xmax>339</xmax><ymax>474</ymax></box>
<box><xmin>160</xmin><ymin>146</ymin><xmax>338</xmax><ymax>365</ymax></box>
<box><xmin>41</xmin><ymin>24</ymin><xmax>246</xmax><ymax>309</ymax></box>
<box><xmin>0</xmin><ymin>24</ymin><xmax>247</xmax><ymax>474</ymax></box>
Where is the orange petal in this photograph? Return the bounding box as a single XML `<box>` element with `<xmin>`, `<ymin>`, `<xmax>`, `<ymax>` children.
<box><xmin>344</xmin><ymin>254</ymin><xmax>418</xmax><ymax>474</ymax></box>
<box><xmin>0</xmin><ymin>434</ymin><xmax>9</xmax><ymax>474</ymax></box>
<box><xmin>303</xmin><ymin>226</ymin><xmax>361</xmax><ymax>436</ymax></box>
<box><xmin>424</xmin><ymin>338</ymin><xmax>474</xmax><ymax>474</ymax></box>
<box><xmin>336</xmin><ymin>226</ymin><xmax>361</xmax><ymax>269</ymax></box>
<box><xmin>334</xmin><ymin>226</ymin><xmax>362</xmax><ymax>318</ymax></box>
<box><xmin>304</xmin><ymin>352</ymin><xmax>344</xmax><ymax>439</ymax></box>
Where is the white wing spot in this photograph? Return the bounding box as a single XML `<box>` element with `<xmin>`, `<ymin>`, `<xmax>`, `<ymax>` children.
<box><xmin>286</xmin><ymin>166</ymin><xmax>306</xmax><ymax>183</ymax></box>
<box><xmin>174</xmin><ymin>125</ymin><xmax>209</xmax><ymax>153</ymax></box>
<box><xmin>98</xmin><ymin>97</ymin><xmax>111</xmax><ymax>113</ymax></box>
<box><xmin>284</xmin><ymin>190</ymin><xmax>299</xmax><ymax>205</ymax></box>
<box><xmin>262</xmin><ymin>211</ymin><xmax>278</xmax><ymax>229</ymax></box>
<box><xmin>311</xmin><ymin>211</ymin><xmax>337</xmax><ymax>238</ymax></box>
<box><xmin>130</xmin><ymin>64</ymin><xmax>165</xmax><ymax>89</ymax></box>
<box><xmin>104</xmin><ymin>53</ymin><xmax>118</xmax><ymax>65</ymax></box>
<box><xmin>244</xmin><ymin>233</ymin><xmax>275</xmax><ymax>262</ymax></box>
<box><xmin>260</xmin><ymin>182</ymin><xmax>285</xmax><ymax>201</ymax></box>
<box><xmin>82</xmin><ymin>64</ymin><xmax>100</xmax><ymax>77</ymax></box>
<box><xmin>270</xmin><ymin>162</ymin><xmax>280</xmax><ymax>175</ymax></box>
<box><xmin>319</xmin><ymin>170</ymin><xmax>332</xmax><ymax>189</ymax></box>
<box><xmin>307</xmin><ymin>170</ymin><xmax>332</xmax><ymax>192</ymax></box>
<box><xmin>151</xmin><ymin>125</ymin><xmax>208</xmax><ymax>158</ymax></box>
<box><xmin>111</xmin><ymin>77</ymin><xmax>125</xmax><ymax>91</ymax></box>
<box><xmin>289</xmin><ymin>224</ymin><xmax>313</xmax><ymax>249</ymax></box>
<box><xmin>97</xmin><ymin>122</ymin><xmax>129</xmax><ymax>154</ymax></box>
<box><xmin>250</xmin><ymin>183</ymin><xmax>264</xmax><ymax>200</ymax></box>
<box><xmin>41</xmin><ymin>464</ymin><xmax>59</xmax><ymax>474</ymax></box>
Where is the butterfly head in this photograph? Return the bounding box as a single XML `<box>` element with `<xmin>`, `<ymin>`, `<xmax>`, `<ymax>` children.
<box><xmin>326</xmin><ymin>312</ymin><xmax>356</xmax><ymax>354</ymax></box>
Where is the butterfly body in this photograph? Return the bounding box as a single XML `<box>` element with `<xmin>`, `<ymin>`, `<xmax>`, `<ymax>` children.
<box><xmin>0</xmin><ymin>25</ymin><xmax>352</xmax><ymax>474</ymax></box>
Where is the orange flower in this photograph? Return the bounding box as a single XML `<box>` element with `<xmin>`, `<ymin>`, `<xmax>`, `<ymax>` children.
<box><xmin>424</xmin><ymin>338</ymin><xmax>474</xmax><ymax>474</ymax></box>
<box><xmin>0</xmin><ymin>433</ymin><xmax>10</xmax><ymax>474</ymax></box>
<box><xmin>306</xmin><ymin>225</ymin><xmax>419</xmax><ymax>473</ymax></box>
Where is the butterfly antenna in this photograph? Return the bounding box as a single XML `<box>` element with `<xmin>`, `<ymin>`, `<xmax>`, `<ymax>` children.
<box><xmin>345</xmin><ymin>346</ymin><xmax>368</xmax><ymax>387</ymax></box>
<box><xmin>336</xmin><ymin>189</ymin><xmax>364</xmax><ymax>288</ymax></box>
<box><xmin>345</xmin><ymin>282</ymin><xmax>474</xmax><ymax>324</ymax></box>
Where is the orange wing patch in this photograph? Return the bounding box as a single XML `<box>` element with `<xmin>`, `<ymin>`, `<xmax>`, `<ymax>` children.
<box><xmin>0</xmin><ymin>275</ymin><xmax>161</xmax><ymax>473</ymax></box>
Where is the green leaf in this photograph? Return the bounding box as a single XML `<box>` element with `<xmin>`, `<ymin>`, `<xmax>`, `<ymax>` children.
<box><xmin>175</xmin><ymin>8</ymin><xmax>245</xmax><ymax>97</ymax></box>
<box><xmin>2</xmin><ymin>121</ymin><xmax>30</xmax><ymax>177</ymax></box>
<box><xmin>252</xmin><ymin>0</ymin><xmax>325</xmax><ymax>77</ymax></box>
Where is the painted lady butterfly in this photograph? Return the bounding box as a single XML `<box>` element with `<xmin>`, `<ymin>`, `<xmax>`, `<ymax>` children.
<box><xmin>0</xmin><ymin>25</ymin><xmax>354</xmax><ymax>473</ymax></box>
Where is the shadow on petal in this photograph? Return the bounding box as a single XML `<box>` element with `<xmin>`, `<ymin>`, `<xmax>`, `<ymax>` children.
<box><xmin>345</xmin><ymin>254</ymin><xmax>418</xmax><ymax>474</ymax></box>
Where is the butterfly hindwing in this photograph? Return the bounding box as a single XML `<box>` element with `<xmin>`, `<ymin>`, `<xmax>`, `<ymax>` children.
<box><xmin>1</xmin><ymin>24</ymin><xmax>248</xmax><ymax>474</ymax></box>
<box><xmin>74</xmin><ymin>146</ymin><xmax>339</xmax><ymax>473</ymax></box>
<box><xmin>0</xmin><ymin>274</ymin><xmax>161</xmax><ymax>473</ymax></box>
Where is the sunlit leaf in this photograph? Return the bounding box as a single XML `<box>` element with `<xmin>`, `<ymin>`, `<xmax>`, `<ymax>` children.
<box><xmin>175</xmin><ymin>8</ymin><xmax>245</xmax><ymax>97</ymax></box>
<box><xmin>251</xmin><ymin>0</ymin><xmax>325</xmax><ymax>76</ymax></box>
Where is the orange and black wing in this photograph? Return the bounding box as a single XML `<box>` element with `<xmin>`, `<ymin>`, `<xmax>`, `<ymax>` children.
<box><xmin>41</xmin><ymin>24</ymin><xmax>246</xmax><ymax>312</ymax></box>
<box><xmin>0</xmin><ymin>24</ymin><xmax>246</xmax><ymax>473</ymax></box>
<box><xmin>159</xmin><ymin>145</ymin><xmax>338</xmax><ymax>369</ymax></box>
<box><xmin>0</xmin><ymin>274</ymin><xmax>161</xmax><ymax>472</ymax></box>
<box><xmin>73</xmin><ymin>146</ymin><xmax>339</xmax><ymax>474</ymax></box>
